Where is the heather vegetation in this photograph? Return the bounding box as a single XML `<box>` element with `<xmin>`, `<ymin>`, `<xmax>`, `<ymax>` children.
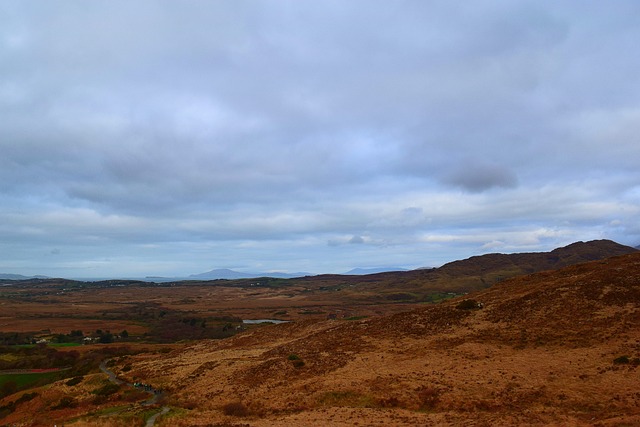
<box><xmin>0</xmin><ymin>242</ymin><xmax>638</xmax><ymax>425</ymax></box>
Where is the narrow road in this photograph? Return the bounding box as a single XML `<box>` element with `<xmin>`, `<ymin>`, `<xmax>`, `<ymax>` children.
<box><xmin>145</xmin><ymin>406</ymin><xmax>170</xmax><ymax>427</ymax></box>
<box><xmin>99</xmin><ymin>359</ymin><xmax>169</xmax><ymax>426</ymax></box>
<box><xmin>99</xmin><ymin>360</ymin><xmax>123</xmax><ymax>385</ymax></box>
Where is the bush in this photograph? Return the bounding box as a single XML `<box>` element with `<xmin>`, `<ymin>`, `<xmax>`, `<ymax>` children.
<box><xmin>99</xmin><ymin>333</ymin><xmax>114</xmax><ymax>344</ymax></box>
<box><xmin>92</xmin><ymin>382</ymin><xmax>121</xmax><ymax>396</ymax></box>
<box><xmin>222</xmin><ymin>401</ymin><xmax>250</xmax><ymax>417</ymax></box>
<box><xmin>16</xmin><ymin>392</ymin><xmax>38</xmax><ymax>405</ymax></box>
<box><xmin>52</xmin><ymin>396</ymin><xmax>77</xmax><ymax>410</ymax></box>
<box><xmin>66</xmin><ymin>376</ymin><xmax>84</xmax><ymax>387</ymax></box>
<box><xmin>288</xmin><ymin>354</ymin><xmax>305</xmax><ymax>368</ymax></box>
<box><xmin>613</xmin><ymin>355</ymin><xmax>630</xmax><ymax>365</ymax></box>
<box><xmin>456</xmin><ymin>299</ymin><xmax>481</xmax><ymax>310</ymax></box>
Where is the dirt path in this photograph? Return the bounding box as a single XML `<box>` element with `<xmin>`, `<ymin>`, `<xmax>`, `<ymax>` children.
<box><xmin>99</xmin><ymin>359</ymin><xmax>169</xmax><ymax>425</ymax></box>
<box><xmin>145</xmin><ymin>406</ymin><xmax>170</xmax><ymax>427</ymax></box>
<box><xmin>99</xmin><ymin>360</ymin><xmax>123</xmax><ymax>385</ymax></box>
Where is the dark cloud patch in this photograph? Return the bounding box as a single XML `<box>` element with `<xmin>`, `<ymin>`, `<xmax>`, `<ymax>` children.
<box><xmin>0</xmin><ymin>1</ymin><xmax>639</xmax><ymax>277</ymax></box>
<box><xmin>349</xmin><ymin>235</ymin><xmax>365</xmax><ymax>244</ymax></box>
<box><xmin>443</xmin><ymin>162</ymin><xmax>518</xmax><ymax>192</ymax></box>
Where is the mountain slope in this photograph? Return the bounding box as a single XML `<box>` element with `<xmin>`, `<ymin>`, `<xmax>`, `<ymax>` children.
<box><xmin>294</xmin><ymin>239</ymin><xmax>638</xmax><ymax>299</ymax></box>
<box><xmin>106</xmin><ymin>252</ymin><xmax>640</xmax><ymax>426</ymax></box>
<box><xmin>189</xmin><ymin>268</ymin><xmax>310</xmax><ymax>280</ymax></box>
<box><xmin>436</xmin><ymin>239</ymin><xmax>637</xmax><ymax>282</ymax></box>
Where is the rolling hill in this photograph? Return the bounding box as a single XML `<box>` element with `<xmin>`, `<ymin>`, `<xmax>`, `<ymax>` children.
<box><xmin>290</xmin><ymin>239</ymin><xmax>638</xmax><ymax>301</ymax></box>
<box><xmin>1</xmin><ymin>240</ymin><xmax>638</xmax><ymax>426</ymax></box>
<box><xmin>107</xmin><ymin>251</ymin><xmax>640</xmax><ymax>426</ymax></box>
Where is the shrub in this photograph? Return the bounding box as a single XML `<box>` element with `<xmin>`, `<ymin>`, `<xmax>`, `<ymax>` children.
<box><xmin>222</xmin><ymin>401</ymin><xmax>250</xmax><ymax>417</ymax></box>
<box><xmin>99</xmin><ymin>333</ymin><xmax>114</xmax><ymax>344</ymax></box>
<box><xmin>613</xmin><ymin>355</ymin><xmax>630</xmax><ymax>365</ymax></box>
<box><xmin>16</xmin><ymin>392</ymin><xmax>38</xmax><ymax>405</ymax></box>
<box><xmin>66</xmin><ymin>376</ymin><xmax>84</xmax><ymax>386</ymax></box>
<box><xmin>456</xmin><ymin>299</ymin><xmax>481</xmax><ymax>310</ymax></box>
<box><xmin>92</xmin><ymin>382</ymin><xmax>121</xmax><ymax>396</ymax></box>
<box><xmin>52</xmin><ymin>396</ymin><xmax>77</xmax><ymax>410</ymax></box>
<box><xmin>288</xmin><ymin>354</ymin><xmax>305</xmax><ymax>368</ymax></box>
<box><xmin>0</xmin><ymin>403</ymin><xmax>14</xmax><ymax>418</ymax></box>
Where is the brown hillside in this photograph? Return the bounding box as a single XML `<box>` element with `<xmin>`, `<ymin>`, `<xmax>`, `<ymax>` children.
<box><xmin>433</xmin><ymin>239</ymin><xmax>638</xmax><ymax>288</ymax></box>
<box><xmin>294</xmin><ymin>239</ymin><xmax>638</xmax><ymax>298</ymax></box>
<box><xmin>97</xmin><ymin>252</ymin><xmax>640</xmax><ymax>426</ymax></box>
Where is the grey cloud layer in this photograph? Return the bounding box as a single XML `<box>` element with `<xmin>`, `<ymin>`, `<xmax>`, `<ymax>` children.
<box><xmin>1</xmin><ymin>1</ymin><xmax>639</xmax><ymax>276</ymax></box>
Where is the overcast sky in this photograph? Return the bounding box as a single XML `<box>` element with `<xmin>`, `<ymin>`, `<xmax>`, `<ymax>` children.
<box><xmin>1</xmin><ymin>1</ymin><xmax>639</xmax><ymax>278</ymax></box>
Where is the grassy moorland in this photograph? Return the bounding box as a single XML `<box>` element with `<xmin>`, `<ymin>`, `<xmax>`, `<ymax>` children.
<box><xmin>106</xmin><ymin>252</ymin><xmax>640</xmax><ymax>426</ymax></box>
<box><xmin>0</xmin><ymin>240</ymin><xmax>634</xmax><ymax>341</ymax></box>
<box><xmin>0</xmin><ymin>240</ymin><xmax>637</xmax><ymax>425</ymax></box>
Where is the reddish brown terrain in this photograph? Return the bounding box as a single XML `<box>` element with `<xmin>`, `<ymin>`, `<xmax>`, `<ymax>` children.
<box><xmin>113</xmin><ymin>252</ymin><xmax>639</xmax><ymax>426</ymax></box>
<box><xmin>1</xmin><ymin>240</ymin><xmax>634</xmax><ymax>335</ymax></box>
<box><xmin>1</xmin><ymin>241</ymin><xmax>639</xmax><ymax>426</ymax></box>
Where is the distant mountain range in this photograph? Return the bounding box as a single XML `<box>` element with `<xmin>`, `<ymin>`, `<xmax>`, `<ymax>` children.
<box><xmin>148</xmin><ymin>240</ymin><xmax>640</xmax><ymax>281</ymax></box>
<box><xmin>187</xmin><ymin>267</ymin><xmax>410</xmax><ymax>280</ymax></box>
<box><xmin>343</xmin><ymin>267</ymin><xmax>409</xmax><ymax>275</ymax></box>
<box><xmin>0</xmin><ymin>273</ymin><xmax>49</xmax><ymax>280</ymax></box>
<box><xmin>2</xmin><ymin>240</ymin><xmax>638</xmax><ymax>282</ymax></box>
<box><xmin>187</xmin><ymin>268</ymin><xmax>313</xmax><ymax>280</ymax></box>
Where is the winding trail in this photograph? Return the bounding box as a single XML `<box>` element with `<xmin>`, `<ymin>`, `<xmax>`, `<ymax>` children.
<box><xmin>145</xmin><ymin>406</ymin><xmax>170</xmax><ymax>427</ymax></box>
<box><xmin>99</xmin><ymin>360</ymin><xmax>169</xmax><ymax>425</ymax></box>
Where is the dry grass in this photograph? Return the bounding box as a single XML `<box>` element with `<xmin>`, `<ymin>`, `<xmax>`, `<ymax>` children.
<box><xmin>2</xmin><ymin>252</ymin><xmax>640</xmax><ymax>425</ymax></box>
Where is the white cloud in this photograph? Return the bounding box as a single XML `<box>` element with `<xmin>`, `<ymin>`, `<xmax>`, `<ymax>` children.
<box><xmin>0</xmin><ymin>1</ymin><xmax>639</xmax><ymax>276</ymax></box>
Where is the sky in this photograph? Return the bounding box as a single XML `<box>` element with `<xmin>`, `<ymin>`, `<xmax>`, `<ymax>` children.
<box><xmin>1</xmin><ymin>1</ymin><xmax>639</xmax><ymax>278</ymax></box>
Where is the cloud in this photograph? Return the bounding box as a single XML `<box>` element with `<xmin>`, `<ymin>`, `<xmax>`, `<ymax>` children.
<box><xmin>0</xmin><ymin>1</ymin><xmax>639</xmax><ymax>276</ymax></box>
<box><xmin>443</xmin><ymin>161</ymin><xmax>518</xmax><ymax>192</ymax></box>
<box><xmin>349</xmin><ymin>235</ymin><xmax>365</xmax><ymax>244</ymax></box>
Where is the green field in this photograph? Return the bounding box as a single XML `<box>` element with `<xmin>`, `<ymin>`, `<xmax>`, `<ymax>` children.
<box><xmin>0</xmin><ymin>370</ymin><xmax>64</xmax><ymax>391</ymax></box>
<box><xmin>15</xmin><ymin>342</ymin><xmax>82</xmax><ymax>348</ymax></box>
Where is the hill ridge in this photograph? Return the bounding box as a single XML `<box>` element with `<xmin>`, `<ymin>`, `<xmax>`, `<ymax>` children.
<box><xmin>115</xmin><ymin>251</ymin><xmax>640</xmax><ymax>425</ymax></box>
